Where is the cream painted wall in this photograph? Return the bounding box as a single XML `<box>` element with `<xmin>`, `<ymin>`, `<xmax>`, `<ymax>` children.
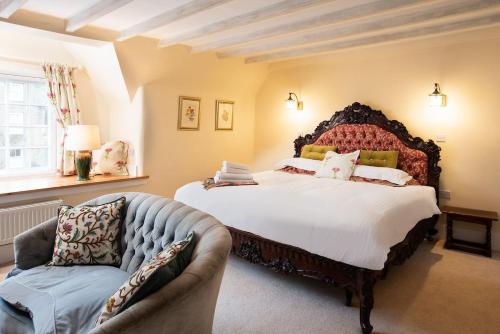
<box><xmin>114</xmin><ymin>38</ymin><xmax>268</xmax><ymax>197</ymax></box>
<box><xmin>254</xmin><ymin>26</ymin><xmax>500</xmax><ymax>249</ymax></box>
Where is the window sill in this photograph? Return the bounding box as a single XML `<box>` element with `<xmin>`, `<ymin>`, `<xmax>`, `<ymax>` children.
<box><xmin>0</xmin><ymin>174</ymin><xmax>149</xmax><ymax>205</ymax></box>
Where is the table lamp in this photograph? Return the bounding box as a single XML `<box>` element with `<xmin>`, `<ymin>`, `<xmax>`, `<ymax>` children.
<box><xmin>66</xmin><ymin>125</ymin><xmax>101</xmax><ymax>181</ymax></box>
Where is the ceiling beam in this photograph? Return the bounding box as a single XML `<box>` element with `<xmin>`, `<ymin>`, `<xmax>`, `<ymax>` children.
<box><xmin>245</xmin><ymin>12</ymin><xmax>500</xmax><ymax>63</ymax></box>
<box><xmin>117</xmin><ymin>0</ymin><xmax>232</xmax><ymax>41</ymax></box>
<box><xmin>66</xmin><ymin>0</ymin><xmax>135</xmax><ymax>32</ymax></box>
<box><xmin>221</xmin><ymin>0</ymin><xmax>500</xmax><ymax>58</ymax></box>
<box><xmin>0</xmin><ymin>0</ymin><xmax>28</xmax><ymax>18</ymax></box>
<box><xmin>158</xmin><ymin>0</ymin><xmax>333</xmax><ymax>48</ymax></box>
<box><xmin>191</xmin><ymin>0</ymin><xmax>429</xmax><ymax>53</ymax></box>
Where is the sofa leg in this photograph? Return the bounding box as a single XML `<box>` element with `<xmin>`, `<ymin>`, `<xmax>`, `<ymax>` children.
<box><xmin>345</xmin><ymin>289</ymin><xmax>353</xmax><ymax>307</ymax></box>
<box><xmin>357</xmin><ymin>269</ymin><xmax>376</xmax><ymax>334</ymax></box>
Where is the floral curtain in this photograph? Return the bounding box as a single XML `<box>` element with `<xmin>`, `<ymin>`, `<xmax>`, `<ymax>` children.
<box><xmin>42</xmin><ymin>63</ymin><xmax>81</xmax><ymax>175</ymax></box>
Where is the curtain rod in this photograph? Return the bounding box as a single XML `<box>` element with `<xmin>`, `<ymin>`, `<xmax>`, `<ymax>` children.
<box><xmin>0</xmin><ymin>55</ymin><xmax>82</xmax><ymax>70</ymax></box>
<box><xmin>0</xmin><ymin>72</ymin><xmax>44</xmax><ymax>80</ymax></box>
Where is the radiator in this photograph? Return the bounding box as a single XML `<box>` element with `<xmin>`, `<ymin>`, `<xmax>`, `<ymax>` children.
<box><xmin>0</xmin><ymin>200</ymin><xmax>62</xmax><ymax>246</ymax></box>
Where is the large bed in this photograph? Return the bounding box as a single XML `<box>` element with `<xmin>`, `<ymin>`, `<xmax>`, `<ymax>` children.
<box><xmin>175</xmin><ymin>102</ymin><xmax>442</xmax><ymax>334</ymax></box>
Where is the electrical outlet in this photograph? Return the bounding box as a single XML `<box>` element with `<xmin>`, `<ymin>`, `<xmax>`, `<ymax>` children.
<box><xmin>436</xmin><ymin>135</ymin><xmax>446</xmax><ymax>142</ymax></box>
<box><xmin>439</xmin><ymin>190</ymin><xmax>451</xmax><ymax>200</ymax></box>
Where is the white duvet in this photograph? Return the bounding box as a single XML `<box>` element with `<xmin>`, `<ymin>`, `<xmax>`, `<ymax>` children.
<box><xmin>174</xmin><ymin>171</ymin><xmax>440</xmax><ymax>270</ymax></box>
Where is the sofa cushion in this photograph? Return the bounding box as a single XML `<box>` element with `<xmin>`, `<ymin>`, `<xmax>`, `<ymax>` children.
<box><xmin>49</xmin><ymin>197</ymin><xmax>125</xmax><ymax>266</ymax></box>
<box><xmin>92</xmin><ymin>141</ymin><xmax>129</xmax><ymax>176</ymax></box>
<box><xmin>96</xmin><ymin>232</ymin><xmax>195</xmax><ymax>325</ymax></box>
<box><xmin>0</xmin><ymin>265</ymin><xmax>129</xmax><ymax>334</ymax></box>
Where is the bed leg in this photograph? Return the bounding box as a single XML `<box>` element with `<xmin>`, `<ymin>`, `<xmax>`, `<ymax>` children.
<box><xmin>345</xmin><ymin>288</ymin><xmax>353</xmax><ymax>307</ymax></box>
<box><xmin>426</xmin><ymin>227</ymin><xmax>438</xmax><ymax>241</ymax></box>
<box><xmin>357</xmin><ymin>270</ymin><xmax>376</xmax><ymax>334</ymax></box>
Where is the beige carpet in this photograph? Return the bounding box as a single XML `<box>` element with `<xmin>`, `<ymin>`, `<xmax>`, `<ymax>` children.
<box><xmin>1</xmin><ymin>241</ymin><xmax>498</xmax><ymax>333</ymax></box>
<box><xmin>213</xmin><ymin>240</ymin><xmax>500</xmax><ymax>334</ymax></box>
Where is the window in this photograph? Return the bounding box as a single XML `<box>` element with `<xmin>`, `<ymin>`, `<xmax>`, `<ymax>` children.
<box><xmin>0</xmin><ymin>74</ymin><xmax>56</xmax><ymax>176</ymax></box>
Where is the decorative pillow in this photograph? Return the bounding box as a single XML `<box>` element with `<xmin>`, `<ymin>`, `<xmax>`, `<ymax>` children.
<box><xmin>300</xmin><ymin>144</ymin><xmax>336</xmax><ymax>160</ymax></box>
<box><xmin>95</xmin><ymin>232</ymin><xmax>196</xmax><ymax>325</ymax></box>
<box><xmin>48</xmin><ymin>197</ymin><xmax>126</xmax><ymax>266</ymax></box>
<box><xmin>275</xmin><ymin>157</ymin><xmax>322</xmax><ymax>172</ymax></box>
<box><xmin>358</xmin><ymin>150</ymin><xmax>399</xmax><ymax>169</ymax></box>
<box><xmin>352</xmin><ymin>165</ymin><xmax>413</xmax><ymax>186</ymax></box>
<box><xmin>92</xmin><ymin>141</ymin><xmax>129</xmax><ymax>176</ymax></box>
<box><xmin>315</xmin><ymin>150</ymin><xmax>360</xmax><ymax>180</ymax></box>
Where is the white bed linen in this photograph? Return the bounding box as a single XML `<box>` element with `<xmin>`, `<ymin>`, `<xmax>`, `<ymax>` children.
<box><xmin>174</xmin><ymin>171</ymin><xmax>440</xmax><ymax>270</ymax></box>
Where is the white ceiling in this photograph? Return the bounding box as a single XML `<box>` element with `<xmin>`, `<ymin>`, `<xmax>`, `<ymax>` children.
<box><xmin>7</xmin><ymin>0</ymin><xmax>500</xmax><ymax>63</ymax></box>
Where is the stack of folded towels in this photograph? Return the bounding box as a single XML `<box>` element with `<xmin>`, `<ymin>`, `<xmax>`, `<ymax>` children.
<box><xmin>214</xmin><ymin>161</ymin><xmax>255</xmax><ymax>184</ymax></box>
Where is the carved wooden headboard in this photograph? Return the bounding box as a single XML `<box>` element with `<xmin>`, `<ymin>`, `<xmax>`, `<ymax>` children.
<box><xmin>293</xmin><ymin>102</ymin><xmax>441</xmax><ymax>195</ymax></box>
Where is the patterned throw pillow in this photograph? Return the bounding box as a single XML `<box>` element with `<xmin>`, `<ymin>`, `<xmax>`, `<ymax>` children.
<box><xmin>92</xmin><ymin>141</ymin><xmax>129</xmax><ymax>176</ymax></box>
<box><xmin>49</xmin><ymin>197</ymin><xmax>126</xmax><ymax>266</ymax></box>
<box><xmin>315</xmin><ymin>150</ymin><xmax>360</xmax><ymax>180</ymax></box>
<box><xmin>95</xmin><ymin>233</ymin><xmax>196</xmax><ymax>325</ymax></box>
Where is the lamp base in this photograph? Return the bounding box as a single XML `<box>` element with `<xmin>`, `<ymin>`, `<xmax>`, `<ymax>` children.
<box><xmin>75</xmin><ymin>151</ymin><xmax>92</xmax><ymax>181</ymax></box>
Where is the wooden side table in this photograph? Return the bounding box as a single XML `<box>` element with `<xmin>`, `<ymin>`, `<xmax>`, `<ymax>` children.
<box><xmin>441</xmin><ymin>205</ymin><xmax>498</xmax><ymax>257</ymax></box>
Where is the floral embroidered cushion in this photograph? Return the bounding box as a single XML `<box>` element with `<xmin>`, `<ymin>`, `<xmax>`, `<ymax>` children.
<box><xmin>95</xmin><ymin>233</ymin><xmax>196</xmax><ymax>325</ymax></box>
<box><xmin>92</xmin><ymin>141</ymin><xmax>129</xmax><ymax>176</ymax></box>
<box><xmin>48</xmin><ymin>197</ymin><xmax>126</xmax><ymax>266</ymax></box>
<box><xmin>315</xmin><ymin>150</ymin><xmax>360</xmax><ymax>180</ymax></box>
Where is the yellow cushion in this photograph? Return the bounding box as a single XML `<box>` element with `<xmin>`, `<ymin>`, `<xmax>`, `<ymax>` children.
<box><xmin>300</xmin><ymin>144</ymin><xmax>337</xmax><ymax>160</ymax></box>
<box><xmin>359</xmin><ymin>150</ymin><xmax>399</xmax><ymax>168</ymax></box>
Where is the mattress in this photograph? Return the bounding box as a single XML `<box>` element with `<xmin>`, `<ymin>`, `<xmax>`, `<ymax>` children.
<box><xmin>174</xmin><ymin>171</ymin><xmax>440</xmax><ymax>270</ymax></box>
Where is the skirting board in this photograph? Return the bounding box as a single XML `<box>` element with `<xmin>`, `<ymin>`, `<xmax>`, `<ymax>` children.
<box><xmin>0</xmin><ymin>244</ymin><xmax>13</xmax><ymax>265</ymax></box>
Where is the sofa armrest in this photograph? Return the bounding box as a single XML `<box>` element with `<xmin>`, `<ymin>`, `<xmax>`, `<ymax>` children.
<box><xmin>13</xmin><ymin>217</ymin><xmax>57</xmax><ymax>270</ymax></box>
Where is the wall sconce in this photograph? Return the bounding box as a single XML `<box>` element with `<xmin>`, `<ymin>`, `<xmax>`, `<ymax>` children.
<box><xmin>428</xmin><ymin>83</ymin><xmax>446</xmax><ymax>107</ymax></box>
<box><xmin>285</xmin><ymin>92</ymin><xmax>304</xmax><ymax>111</ymax></box>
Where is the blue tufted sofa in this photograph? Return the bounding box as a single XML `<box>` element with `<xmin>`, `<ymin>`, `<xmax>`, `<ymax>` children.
<box><xmin>7</xmin><ymin>192</ymin><xmax>232</xmax><ymax>334</ymax></box>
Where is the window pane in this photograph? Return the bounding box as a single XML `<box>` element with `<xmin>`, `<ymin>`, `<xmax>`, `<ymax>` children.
<box><xmin>8</xmin><ymin>81</ymin><xmax>26</xmax><ymax>103</ymax></box>
<box><xmin>29</xmin><ymin>81</ymin><xmax>48</xmax><ymax>106</ymax></box>
<box><xmin>27</xmin><ymin>148</ymin><xmax>48</xmax><ymax>168</ymax></box>
<box><xmin>0</xmin><ymin>81</ymin><xmax>5</xmax><ymax>103</ymax></box>
<box><xmin>0</xmin><ymin>149</ymin><xmax>5</xmax><ymax>169</ymax></box>
<box><xmin>26</xmin><ymin>127</ymin><xmax>48</xmax><ymax>146</ymax></box>
<box><xmin>0</xmin><ymin>104</ymin><xmax>5</xmax><ymax>124</ymax></box>
<box><xmin>0</xmin><ymin>127</ymin><xmax>5</xmax><ymax>146</ymax></box>
<box><xmin>8</xmin><ymin>148</ymin><xmax>24</xmax><ymax>168</ymax></box>
<box><xmin>8</xmin><ymin>105</ymin><xmax>26</xmax><ymax>125</ymax></box>
<box><xmin>26</xmin><ymin>106</ymin><xmax>48</xmax><ymax>125</ymax></box>
<box><xmin>9</xmin><ymin>127</ymin><xmax>25</xmax><ymax>147</ymax></box>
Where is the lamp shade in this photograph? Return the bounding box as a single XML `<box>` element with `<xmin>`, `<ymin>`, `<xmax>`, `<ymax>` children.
<box><xmin>65</xmin><ymin>125</ymin><xmax>101</xmax><ymax>151</ymax></box>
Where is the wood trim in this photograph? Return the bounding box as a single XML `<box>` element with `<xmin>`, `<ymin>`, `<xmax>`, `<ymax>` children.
<box><xmin>66</xmin><ymin>0</ymin><xmax>134</xmax><ymax>32</ymax></box>
<box><xmin>191</xmin><ymin>0</ymin><xmax>424</xmax><ymax>53</ymax></box>
<box><xmin>0</xmin><ymin>0</ymin><xmax>28</xmax><ymax>19</ymax></box>
<box><xmin>228</xmin><ymin>216</ymin><xmax>439</xmax><ymax>334</ymax></box>
<box><xmin>117</xmin><ymin>0</ymin><xmax>233</xmax><ymax>42</ymax></box>
<box><xmin>159</xmin><ymin>0</ymin><xmax>330</xmax><ymax>48</ymax></box>
<box><xmin>220</xmin><ymin>0</ymin><xmax>500</xmax><ymax>58</ymax></box>
<box><xmin>245</xmin><ymin>12</ymin><xmax>500</xmax><ymax>63</ymax></box>
<box><xmin>0</xmin><ymin>175</ymin><xmax>149</xmax><ymax>197</ymax></box>
<box><xmin>293</xmin><ymin>102</ymin><xmax>441</xmax><ymax>199</ymax></box>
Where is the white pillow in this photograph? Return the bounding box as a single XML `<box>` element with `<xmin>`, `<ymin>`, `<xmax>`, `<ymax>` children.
<box><xmin>315</xmin><ymin>150</ymin><xmax>360</xmax><ymax>180</ymax></box>
<box><xmin>353</xmin><ymin>165</ymin><xmax>412</xmax><ymax>186</ymax></box>
<box><xmin>275</xmin><ymin>157</ymin><xmax>322</xmax><ymax>172</ymax></box>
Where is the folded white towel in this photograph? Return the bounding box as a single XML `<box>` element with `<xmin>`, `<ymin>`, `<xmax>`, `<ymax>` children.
<box><xmin>215</xmin><ymin>171</ymin><xmax>253</xmax><ymax>181</ymax></box>
<box><xmin>214</xmin><ymin>176</ymin><xmax>256</xmax><ymax>184</ymax></box>
<box><xmin>222</xmin><ymin>161</ymin><xmax>250</xmax><ymax>171</ymax></box>
<box><xmin>221</xmin><ymin>166</ymin><xmax>251</xmax><ymax>174</ymax></box>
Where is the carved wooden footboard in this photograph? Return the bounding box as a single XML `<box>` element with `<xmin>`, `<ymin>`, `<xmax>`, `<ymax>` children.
<box><xmin>228</xmin><ymin>215</ymin><xmax>438</xmax><ymax>334</ymax></box>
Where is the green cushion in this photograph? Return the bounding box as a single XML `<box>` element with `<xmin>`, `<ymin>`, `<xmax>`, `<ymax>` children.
<box><xmin>300</xmin><ymin>144</ymin><xmax>337</xmax><ymax>160</ymax></box>
<box><xmin>359</xmin><ymin>150</ymin><xmax>399</xmax><ymax>168</ymax></box>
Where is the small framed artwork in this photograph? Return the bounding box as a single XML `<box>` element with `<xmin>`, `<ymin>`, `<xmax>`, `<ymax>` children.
<box><xmin>178</xmin><ymin>96</ymin><xmax>201</xmax><ymax>130</ymax></box>
<box><xmin>215</xmin><ymin>100</ymin><xmax>234</xmax><ymax>131</ymax></box>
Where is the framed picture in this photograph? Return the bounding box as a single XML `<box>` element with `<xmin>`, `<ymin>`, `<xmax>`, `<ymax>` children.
<box><xmin>215</xmin><ymin>100</ymin><xmax>234</xmax><ymax>131</ymax></box>
<box><xmin>178</xmin><ymin>96</ymin><xmax>201</xmax><ymax>130</ymax></box>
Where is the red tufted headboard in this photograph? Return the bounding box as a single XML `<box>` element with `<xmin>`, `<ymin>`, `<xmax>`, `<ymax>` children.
<box><xmin>294</xmin><ymin>103</ymin><xmax>441</xmax><ymax>194</ymax></box>
<box><xmin>314</xmin><ymin>124</ymin><xmax>428</xmax><ymax>185</ymax></box>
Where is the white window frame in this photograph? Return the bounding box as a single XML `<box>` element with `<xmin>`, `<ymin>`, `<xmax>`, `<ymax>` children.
<box><xmin>0</xmin><ymin>73</ymin><xmax>57</xmax><ymax>177</ymax></box>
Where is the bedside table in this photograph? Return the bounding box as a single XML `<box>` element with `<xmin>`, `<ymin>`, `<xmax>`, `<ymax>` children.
<box><xmin>441</xmin><ymin>205</ymin><xmax>498</xmax><ymax>257</ymax></box>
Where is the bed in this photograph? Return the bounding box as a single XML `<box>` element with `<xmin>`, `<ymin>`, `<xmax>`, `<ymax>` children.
<box><xmin>175</xmin><ymin>102</ymin><xmax>442</xmax><ymax>334</ymax></box>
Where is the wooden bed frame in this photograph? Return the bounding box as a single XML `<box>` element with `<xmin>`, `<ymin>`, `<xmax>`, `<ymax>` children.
<box><xmin>227</xmin><ymin>102</ymin><xmax>442</xmax><ymax>334</ymax></box>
